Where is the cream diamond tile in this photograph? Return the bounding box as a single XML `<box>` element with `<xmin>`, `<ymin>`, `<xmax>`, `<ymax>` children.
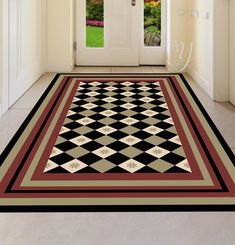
<box><xmin>43</xmin><ymin>160</ymin><xmax>59</xmax><ymax>173</ymax></box>
<box><xmin>100</xmin><ymin>110</ymin><xmax>117</xmax><ymax>117</ymax></box>
<box><xmin>156</xmin><ymin>91</ymin><xmax>164</xmax><ymax>96</ymax></box>
<box><xmin>90</xmin><ymin>81</ymin><xmax>102</xmax><ymax>86</ymax></box>
<box><xmin>120</xmin><ymin>135</ymin><xmax>142</xmax><ymax>146</ymax></box>
<box><xmin>59</xmin><ymin>126</ymin><xmax>70</xmax><ymax>134</ymax></box>
<box><xmin>102</xmin><ymin>97</ymin><xmax>118</xmax><ymax>103</ymax></box>
<box><xmin>77</xmin><ymin>86</ymin><xmax>85</xmax><ymax>91</ymax></box>
<box><xmin>123</xmin><ymin>81</ymin><xmax>134</xmax><ymax>86</ymax></box>
<box><xmin>78</xmin><ymin>82</ymin><xmax>87</xmax><ymax>86</ymax></box>
<box><xmin>153</xmin><ymin>81</ymin><xmax>160</xmax><ymax>86</ymax></box>
<box><xmin>97</xmin><ymin>126</ymin><xmax>116</xmax><ymax>135</ymax></box>
<box><xmin>139</xmin><ymin>97</ymin><xmax>155</xmax><ymax>103</ymax></box>
<box><xmin>49</xmin><ymin>147</ymin><xmax>63</xmax><ymax>158</ymax></box>
<box><xmin>138</xmin><ymin>86</ymin><xmax>152</xmax><ymax>91</ymax></box>
<box><xmin>77</xmin><ymin>117</ymin><xmax>95</xmax><ymax>126</ymax></box>
<box><xmin>87</xmin><ymin>91</ymin><xmax>100</xmax><ymax>97</ymax></box>
<box><xmin>143</xmin><ymin>126</ymin><xmax>163</xmax><ymax>135</ymax></box>
<box><xmin>121</xmin><ymin>91</ymin><xmax>135</xmax><ymax>97</ymax></box>
<box><xmin>176</xmin><ymin>159</ymin><xmax>192</xmax><ymax>173</ymax></box>
<box><xmin>169</xmin><ymin>136</ymin><xmax>182</xmax><ymax>145</ymax></box>
<box><xmin>141</xmin><ymin>110</ymin><xmax>159</xmax><ymax>117</ymax></box>
<box><xmin>119</xmin><ymin>159</ymin><xmax>145</xmax><ymax>173</ymax></box>
<box><xmin>67</xmin><ymin>110</ymin><xmax>76</xmax><ymax>117</ymax></box>
<box><xmin>72</xmin><ymin>97</ymin><xmax>81</xmax><ymax>103</ymax></box>
<box><xmin>93</xmin><ymin>146</ymin><xmax>116</xmax><ymax>158</ymax></box>
<box><xmin>104</xmin><ymin>86</ymin><xmax>118</xmax><ymax>91</ymax></box>
<box><xmin>61</xmin><ymin>160</ymin><xmax>88</xmax><ymax>173</ymax></box>
<box><xmin>90</xmin><ymin>160</ymin><xmax>116</xmax><ymax>173</ymax></box>
<box><xmin>160</xmin><ymin>103</ymin><xmax>169</xmax><ymax>109</ymax></box>
<box><xmin>148</xmin><ymin>160</ymin><xmax>174</xmax><ymax>173</ymax></box>
<box><xmin>120</xmin><ymin>103</ymin><xmax>137</xmax><ymax>110</ymax></box>
<box><xmin>120</xmin><ymin>117</ymin><xmax>139</xmax><ymax>125</ymax></box>
<box><xmin>81</xmin><ymin>103</ymin><xmax>98</xmax><ymax>110</ymax></box>
<box><xmin>70</xmin><ymin>136</ymin><xmax>92</xmax><ymax>146</ymax></box>
<box><xmin>164</xmin><ymin>117</ymin><xmax>175</xmax><ymax>125</ymax></box>
<box><xmin>146</xmin><ymin>146</ymin><xmax>170</xmax><ymax>158</ymax></box>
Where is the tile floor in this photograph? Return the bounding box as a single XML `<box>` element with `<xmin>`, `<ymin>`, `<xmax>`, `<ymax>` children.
<box><xmin>0</xmin><ymin>66</ymin><xmax>235</xmax><ymax>245</ymax></box>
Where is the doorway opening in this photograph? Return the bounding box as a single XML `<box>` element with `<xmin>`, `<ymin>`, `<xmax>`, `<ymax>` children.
<box><xmin>76</xmin><ymin>0</ymin><xmax>166</xmax><ymax>66</ymax></box>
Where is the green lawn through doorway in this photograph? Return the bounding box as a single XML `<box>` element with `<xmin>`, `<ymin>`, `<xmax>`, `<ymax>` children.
<box><xmin>86</xmin><ymin>26</ymin><xmax>104</xmax><ymax>48</ymax></box>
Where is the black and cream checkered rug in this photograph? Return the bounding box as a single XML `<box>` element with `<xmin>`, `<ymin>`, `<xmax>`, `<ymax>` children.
<box><xmin>46</xmin><ymin>80</ymin><xmax>190</xmax><ymax>174</ymax></box>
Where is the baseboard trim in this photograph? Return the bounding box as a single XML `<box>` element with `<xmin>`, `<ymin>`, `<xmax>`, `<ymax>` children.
<box><xmin>187</xmin><ymin>66</ymin><xmax>213</xmax><ymax>99</ymax></box>
<box><xmin>46</xmin><ymin>63</ymin><xmax>75</xmax><ymax>72</ymax></box>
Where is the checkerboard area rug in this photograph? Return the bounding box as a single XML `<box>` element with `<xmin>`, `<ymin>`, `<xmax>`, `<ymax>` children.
<box><xmin>1</xmin><ymin>74</ymin><xmax>235</xmax><ymax>212</ymax></box>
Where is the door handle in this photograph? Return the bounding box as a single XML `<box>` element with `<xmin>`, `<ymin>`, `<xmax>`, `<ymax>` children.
<box><xmin>132</xmin><ymin>0</ymin><xmax>136</xmax><ymax>6</ymax></box>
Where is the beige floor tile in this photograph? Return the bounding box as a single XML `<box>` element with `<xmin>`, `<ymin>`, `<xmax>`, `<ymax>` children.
<box><xmin>111</xmin><ymin>67</ymin><xmax>145</xmax><ymax>73</ymax></box>
<box><xmin>12</xmin><ymin>73</ymin><xmax>56</xmax><ymax>109</ymax></box>
<box><xmin>72</xmin><ymin>66</ymin><xmax>112</xmax><ymax>73</ymax></box>
<box><xmin>151</xmin><ymin>66</ymin><xmax>168</xmax><ymax>73</ymax></box>
<box><xmin>0</xmin><ymin>109</ymin><xmax>31</xmax><ymax>154</ymax></box>
<box><xmin>0</xmin><ymin>212</ymin><xmax>235</xmax><ymax>245</ymax></box>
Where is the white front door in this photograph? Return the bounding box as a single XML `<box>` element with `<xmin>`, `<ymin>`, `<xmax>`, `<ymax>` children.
<box><xmin>76</xmin><ymin>0</ymin><xmax>140</xmax><ymax>66</ymax></box>
<box><xmin>76</xmin><ymin>0</ymin><xmax>166</xmax><ymax>66</ymax></box>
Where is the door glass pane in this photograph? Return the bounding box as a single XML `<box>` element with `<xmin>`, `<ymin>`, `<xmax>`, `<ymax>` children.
<box><xmin>86</xmin><ymin>0</ymin><xmax>104</xmax><ymax>48</ymax></box>
<box><xmin>144</xmin><ymin>0</ymin><xmax>161</xmax><ymax>47</ymax></box>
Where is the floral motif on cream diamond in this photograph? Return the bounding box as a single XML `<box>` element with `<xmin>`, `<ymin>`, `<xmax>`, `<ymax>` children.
<box><xmin>139</xmin><ymin>97</ymin><xmax>155</xmax><ymax>103</ymax></box>
<box><xmin>123</xmin><ymin>81</ymin><xmax>134</xmax><ymax>86</ymax></box>
<box><xmin>121</xmin><ymin>91</ymin><xmax>135</xmax><ymax>97</ymax></box>
<box><xmin>169</xmin><ymin>136</ymin><xmax>182</xmax><ymax>145</ymax></box>
<box><xmin>102</xmin><ymin>97</ymin><xmax>118</xmax><ymax>103</ymax></box>
<box><xmin>120</xmin><ymin>117</ymin><xmax>139</xmax><ymax>125</ymax></box>
<box><xmin>77</xmin><ymin>117</ymin><xmax>95</xmax><ymax>126</ymax></box>
<box><xmin>104</xmin><ymin>86</ymin><xmax>118</xmax><ymax>91</ymax></box>
<box><xmin>120</xmin><ymin>136</ymin><xmax>142</xmax><ymax>146</ymax></box>
<box><xmin>100</xmin><ymin>110</ymin><xmax>117</xmax><ymax>117</ymax></box>
<box><xmin>70</xmin><ymin>136</ymin><xmax>92</xmax><ymax>146</ymax></box>
<box><xmin>93</xmin><ymin>146</ymin><xmax>116</xmax><ymax>158</ymax></box>
<box><xmin>119</xmin><ymin>160</ymin><xmax>145</xmax><ymax>173</ymax></box>
<box><xmin>142</xmin><ymin>110</ymin><xmax>159</xmax><ymax>117</ymax></box>
<box><xmin>176</xmin><ymin>159</ymin><xmax>192</xmax><ymax>173</ymax></box>
<box><xmin>59</xmin><ymin>126</ymin><xmax>70</xmax><ymax>134</ymax></box>
<box><xmin>81</xmin><ymin>103</ymin><xmax>98</xmax><ymax>110</ymax></box>
<box><xmin>146</xmin><ymin>146</ymin><xmax>170</xmax><ymax>158</ymax></box>
<box><xmin>87</xmin><ymin>91</ymin><xmax>99</xmax><ymax>97</ymax></box>
<box><xmin>97</xmin><ymin>126</ymin><xmax>116</xmax><ymax>135</ymax></box>
<box><xmin>120</xmin><ymin>103</ymin><xmax>137</xmax><ymax>110</ymax></box>
<box><xmin>143</xmin><ymin>126</ymin><xmax>163</xmax><ymax>135</ymax></box>
<box><xmin>43</xmin><ymin>160</ymin><xmax>59</xmax><ymax>173</ymax></box>
<box><xmin>61</xmin><ymin>160</ymin><xmax>88</xmax><ymax>173</ymax></box>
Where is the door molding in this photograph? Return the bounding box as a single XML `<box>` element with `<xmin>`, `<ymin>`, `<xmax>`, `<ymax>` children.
<box><xmin>1</xmin><ymin>0</ymin><xmax>9</xmax><ymax>115</ymax></box>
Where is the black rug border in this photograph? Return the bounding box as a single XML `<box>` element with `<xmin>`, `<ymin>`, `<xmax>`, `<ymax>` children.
<box><xmin>0</xmin><ymin>73</ymin><xmax>235</xmax><ymax>212</ymax></box>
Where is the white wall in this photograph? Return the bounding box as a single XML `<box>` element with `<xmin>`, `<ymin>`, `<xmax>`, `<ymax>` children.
<box><xmin>187</xmin><ymin>0</ymin><xmax>228</xmax><ymax>101</ymax></box>
<box><xmin>46</xmin><ymin>0</ymin><xmax>75</xmax><ymax>72</ymax></box>
<box><xmin>0</xmin><ymin>0</ymin><xmax>3</xmax><ymax>111</ymax></box>
<box><xmin>166</xmin><ymin>0</ymin><xmax>189</xmax><ymax>72</ymax></box>
<box><xmin>229</xmin><ymin>0</ymin><xmax>235</xmax><ymax>106</ymax></box>
<box><xmin>187</xmin><ymin>0</ymin><xmax>214</xmax><ymax>98</ymax></box>
<box><xmin>8</xmin><ymin>0</ymin><xmax>46</xmax><ymax>107</ymax></box>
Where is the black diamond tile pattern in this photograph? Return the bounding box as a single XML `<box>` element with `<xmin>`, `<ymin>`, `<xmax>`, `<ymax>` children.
<box><xmin>44</xmin><ymin>81</ymin><xmax>191</xmax><ymax>174</ymax></box>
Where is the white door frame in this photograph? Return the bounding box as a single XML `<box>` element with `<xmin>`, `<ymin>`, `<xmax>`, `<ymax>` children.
<box><xmin>140</xmin><ymin>0</ymin><xmax>167</xmax><ymax>65</ymax></box>
<box><xmin>1</xmin><ymin>0</ymin><xmax>9</xmax><ymax>115</ymax></box>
